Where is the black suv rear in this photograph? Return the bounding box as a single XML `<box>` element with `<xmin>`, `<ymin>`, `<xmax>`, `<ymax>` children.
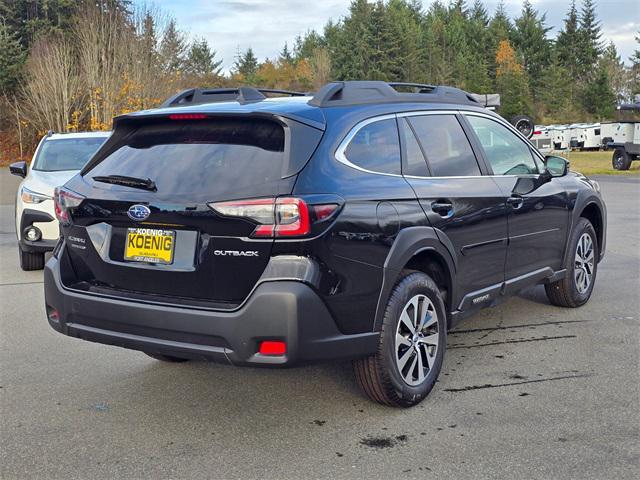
<box><xmin>44</xmin><ymin>82</ymin><xmax>606</xmax><ymax>407</ymax></box>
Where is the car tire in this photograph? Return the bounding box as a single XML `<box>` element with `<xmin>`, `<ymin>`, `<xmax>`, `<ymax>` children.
<box><xmin>612</xmin><ymin>148</ymin><xmax>631</xmax><ymax>170</ymax></box>
<box><xmin>545</xmin><ymin>218</ymin><xmax>598</xmax><ymax>308</ymax></box>
<box><xmin>144</xmin><ymin>352</ymin><xmax>190</xmax><ymax>363</ymax></box>
<box><xmin>19</xmin><ymin>248</ymin><xmax>45</xmax><ymax>271</ymax></box>
<box><xmin>511</xmin><ymin>115</ymin><xmax>535</xmax><ymax>139</ymax></box>
<box><xmin>353</xmin><ymin>271</ymin><xmax>446</xmax><ymax>407</ymax></box>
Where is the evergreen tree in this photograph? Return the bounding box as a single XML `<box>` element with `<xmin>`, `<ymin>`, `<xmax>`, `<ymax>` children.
<box><xmin>329</xmin><ymin>0</ymin><xmax>374</xmax><ymax>80</ymax></box>
<box><xmin>582</xmin><ymin>61</ymin><xmax>615</xmax><ymax>119</ymax></box>
<box><xmin>160</xmin><ymin>20</ymin><xmax>187</xmax><ymax>73</ymax></box>
<box><xmin>577</xmin><ymin>0</ymin><xmax>603</xmax><ymax>75</ymax></box>
<box><xmin>293</xmin><ymin>31</ymin><xmax>325</xmax><ymax>61</ymax></box>
<box><xmin>233</xmin><ymin>47</ymin><xmax>259</xmax><ymax>80</ymax></box>
<box><xmin>556</xmin><ymin>1</ymin><xmax>580</xmax><ymax>79</ymax></box>
<box><xmin>0</xmin><ymin>21</ymin><xmax>26</xmax><ymax>94</ymax></box>
<box><xmin>185</xmin><ymin>38</ymin><xmax>223</xmax><ymax>76</ymax></box>
<box><xmin>385</xmin><ymin>0</ymin><xmax>422</xmax><ymax>82</ymax></box>
<box><xmin>279</xmin><ymin>42</ymin><xmax>293</xmax><ymax>64</ymax></box>
<box><xmin>600</xmin><ymin>42</ymin><xmax>627</xmax><ymax>104</ymax></box>
<box><xmin>630</xmin><ymin>31</ymin><xmax>640</xmax><ymax>96</ymax></box>
<box><xmin>512</xmin><ymin>0</ymin><xmax>551</xmax><ymax>98</ymax></box>
<box><xmin>539</xmin><ymin>54</ymin><xmax>576</xmax><ymax>123</ymax></box>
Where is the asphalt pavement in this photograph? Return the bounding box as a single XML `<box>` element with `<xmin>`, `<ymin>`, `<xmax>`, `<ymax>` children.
<box><xmin>0</xmin><ymin>170</ymin><xmax>638</xmax><ymax>479</ymax></box>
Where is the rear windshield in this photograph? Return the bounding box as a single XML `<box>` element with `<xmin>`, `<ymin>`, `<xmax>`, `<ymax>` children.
<box><xmin>33</xmin><ymin>137</ymin><xmax>108</xmax><ymax>171</ymax></box>
<box><xmin>86</xmin><ymin>119</ymin><xmax>285</xmax><ymax>196</ymax></box>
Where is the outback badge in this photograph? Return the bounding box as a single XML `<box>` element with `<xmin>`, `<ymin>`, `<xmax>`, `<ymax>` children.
<box><xmin>127</xmin><ymin>204</ymin><xmax>151</xmax><ymax>221</ymax></box>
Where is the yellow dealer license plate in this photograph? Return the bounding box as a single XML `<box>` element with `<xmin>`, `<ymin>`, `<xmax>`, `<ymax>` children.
<box><xmin>124</xmin><ymin>228</ymin><xmax>175</xmax><ymax>265</ymax></box>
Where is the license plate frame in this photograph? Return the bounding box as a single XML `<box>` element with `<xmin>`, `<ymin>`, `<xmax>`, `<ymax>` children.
<box><xmin>124</xmin><ymin>228</ymin><xmax>176</xmax><ymax>265</ymax></box>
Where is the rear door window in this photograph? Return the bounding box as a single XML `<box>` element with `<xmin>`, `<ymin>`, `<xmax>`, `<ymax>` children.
<box><xmin>343</xmin><ymin>118</ymin><xmax>401</xmax><ymax>175</ymax></box>
<box><xmin>407</xmin><ymin>114</ymin><xmax>481</xmax><ymax>177</ymax></box>
<box><xmin>86</xmin><ymin>119</ymin><xmax>286</xmax><ymax>198</ymax></box>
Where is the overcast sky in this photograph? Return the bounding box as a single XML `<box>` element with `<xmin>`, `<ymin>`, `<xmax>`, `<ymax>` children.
<box><xmin>153</xmin><ymin>0</ymin><xmax>639</xmax><ymax>72</ymax></box>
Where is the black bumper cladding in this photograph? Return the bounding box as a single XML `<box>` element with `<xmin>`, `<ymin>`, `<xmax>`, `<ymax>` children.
<box><xmin>44</xmin><ymin>256</ymin><xmax>378</xmax><ymax>366</ymax></box>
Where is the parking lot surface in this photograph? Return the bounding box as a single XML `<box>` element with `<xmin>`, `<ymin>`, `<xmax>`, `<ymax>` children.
<box><xmin>1</xmin><ymin>170</ymin><xmax>638</xmax><ymax>479</ymax></box>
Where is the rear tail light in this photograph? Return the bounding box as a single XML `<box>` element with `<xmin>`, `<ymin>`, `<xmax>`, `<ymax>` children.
<box><xmin>209</xmin><ymin>197</ymin><xmax>338</xmax><ymax>238</ymax></box>
<box><xmin>54</xmin><ymin>187</ymin><xmax>85</xmax><ymax>225</ymax></box>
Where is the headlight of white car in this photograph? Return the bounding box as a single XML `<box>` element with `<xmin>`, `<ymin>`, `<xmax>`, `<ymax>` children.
<box><xmin>21</xmin><ymin>186</ymin><xmax>51</xmax><ymax>204</ymax></box>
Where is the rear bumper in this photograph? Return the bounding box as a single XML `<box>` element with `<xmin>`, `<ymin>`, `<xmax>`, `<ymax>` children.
<box><xmin>44</xmin><ymin>255</ymin><xmax>378</xmax><ymax>366</ymax></box>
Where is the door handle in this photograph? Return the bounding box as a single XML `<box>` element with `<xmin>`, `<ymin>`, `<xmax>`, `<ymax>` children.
<box><xmin>431</xmin><ymin>201</ymin><xmax>454</xmax><ymax>217</ymax></box>
<box><xmin>507</xmin><ymin>195</ymin><xmax>524</xmax><ymax>210</ymax></box>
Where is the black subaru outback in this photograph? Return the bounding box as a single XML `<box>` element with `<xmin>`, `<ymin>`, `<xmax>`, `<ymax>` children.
<box><xmin>44</xmin><ymin>82</ymin><xmax>606</xmax><ymax>407</ymax></box>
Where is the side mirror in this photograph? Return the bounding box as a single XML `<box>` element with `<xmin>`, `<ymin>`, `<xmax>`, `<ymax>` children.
<box><xmin>544</xmin><ymin>155</ymin><xmax>569</xmax><ymax>177</ymax></box>
<box><xmin>9</xmin><ymin>161</ymin><xmax>27</xmax><ymax>178</ymax></box>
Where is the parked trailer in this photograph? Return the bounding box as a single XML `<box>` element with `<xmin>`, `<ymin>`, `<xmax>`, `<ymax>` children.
<box><xmin>610</xmin><ymin>122</ymin><xmax>640</xmax><ymax>170</ymax></box>
<box><xmin>569</xmin><ymin>124</ymin><xmax>586</xmax><ymax>149</ymax></box>
<box><xmin>601</xmin><ymin>121</ymin><xmax>636</xmax><ymax>147</ymax></box>
<box><xmin>607</xmin><ymin>101</ymin><xmax>640</xmax><ymax>170</ymax></box>
<box><xmin>581</xmin><ymin>123</ymin><xmax>601</xmax><ymax>150</ymax></box>
<box><xmin>530</xmin><ymin>126</ymin><xmax>553</xmax><ymax>152</ymax></box>
<box><xmin>551</xmin><ymin>126</ymin><xmax>571</xmax><ymax>150</ymax></box>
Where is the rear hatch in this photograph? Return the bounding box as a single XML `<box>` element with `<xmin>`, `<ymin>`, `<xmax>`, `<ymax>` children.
<box><xmin>59</xmin><ymin>114</ymin><xmax>323</xmax><ymax>308</ymax></box>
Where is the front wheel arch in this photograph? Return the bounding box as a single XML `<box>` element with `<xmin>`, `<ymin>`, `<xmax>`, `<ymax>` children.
<box><xmin>579</xmin><ymin>202</ymin><xmax>604</xmax><ymax>258</ymax></box>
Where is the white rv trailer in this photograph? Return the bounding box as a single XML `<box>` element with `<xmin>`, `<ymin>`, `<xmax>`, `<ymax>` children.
<box><xmin>580</xmin><ymin>123</ymin><xmax>601</xmax><ymax>150</ymax></box>
<box><xmin>551</xmin><ymin>125</ymin><xmax>571</xmax><ymax>150</ymax></box>
<box><xmin>569</xmin><ymin>123</ymin><xmax>586</xmax><ymax>149</ymax></box>
<box><xmin>601</xmin><ymin>121</ymin><xmax>637</xmax><ymax>147</ymax></box>
<box><xmin>530</xmin><ymin>126</ymin><xmax>553</xmax><ymax>152</ymax></box>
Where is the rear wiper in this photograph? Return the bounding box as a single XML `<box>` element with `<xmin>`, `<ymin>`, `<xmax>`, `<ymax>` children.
<box><xmin>92</xmin><ymin>175</ymin><xmax>157</xmax><ymax>191</ymax></box>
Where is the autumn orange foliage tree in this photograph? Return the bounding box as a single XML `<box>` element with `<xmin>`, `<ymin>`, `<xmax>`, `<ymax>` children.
<box><xmin>495</xmin><ymin>40</ymin><xmax>532</xmax><ymax>119</ymax></box>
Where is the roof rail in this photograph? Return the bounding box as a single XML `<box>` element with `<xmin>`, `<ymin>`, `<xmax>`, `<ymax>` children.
<box><xmin>161</xmin><ymin>87</ymin><xmax>307</xmax><ymax>108</ymax></box>
<box><xmin>308</xmin><ymin>81</ymin><xmax>484</xmax><ymax>108</ymax></box>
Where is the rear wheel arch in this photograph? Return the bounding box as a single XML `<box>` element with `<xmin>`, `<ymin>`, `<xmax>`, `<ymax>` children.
<box><xmin>403</xmin><ymin>249</ymin><xmax>453</xmax><ymax>314</ymax></box>
<box><xmin>374</xmin><ymin>227</ymin><xmax>457</xmax><ymax>331</ymax></box>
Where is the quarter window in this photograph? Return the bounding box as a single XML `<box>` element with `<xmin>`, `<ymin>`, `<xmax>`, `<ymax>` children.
<box><xmin>343</xmin><ymin>118</ymin><xmax>401</xmax><ymax>175</ymax></box>
<box><xmin>408</xmin><ymin>115</ymin><xmax>481</xmax><ymax>177</ymax></box>
<box><xmin>466</xmin><ymin>115</ymin><xmax>539</xmax><ymax>175</ymax></box>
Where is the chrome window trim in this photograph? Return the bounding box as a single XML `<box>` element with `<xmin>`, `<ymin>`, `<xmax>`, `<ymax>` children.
<box><xmin>334</xmin><ymin>114</ymin><xmax>403</xmax><ymax>177</ymax></box>
<box><xmin>334</xmin><ymin>108</ymin><xmax>546</xmax><ymax>179</ymax></box>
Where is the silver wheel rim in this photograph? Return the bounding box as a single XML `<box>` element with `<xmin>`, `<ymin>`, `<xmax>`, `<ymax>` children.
<box><xmin>395</xmin><ymin>294</ymin><xmax>439</xmax><ymax>386</ymax></box>
<box><xmin>574</xmin><ymin>233</ymin><xmax>595</xmax><ymax>294</ymax></box>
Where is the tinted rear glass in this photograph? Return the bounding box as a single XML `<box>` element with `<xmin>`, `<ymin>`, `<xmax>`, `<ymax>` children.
<box><xmin>344</xmin><ymin>118</ymin><xmax>401</xmax><ymax>174</ymax></box>
<box><xmin>408</xmin><ymin>115</ymin><xmax>481</xmax><ymax>177</ymax></box>
<box><xmin>86</xmin><ymin>119</ymin><xmax>285</xmax><ymax>196</ymax></box>
<box><xmin>33</xmin><ymin>137</ymin><xmax>108</xmax><ymax>171</ymax></box>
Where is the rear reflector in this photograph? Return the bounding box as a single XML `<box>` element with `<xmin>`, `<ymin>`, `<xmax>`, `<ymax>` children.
<box><xmin>312</xmin><ymin>204</ymin><xmax>339</xmax><ymax>221</ymax></box>
<box><xmin>259</xmin><ymin>340</ymin><xmax>286</xmax><ymax>356</ymax></box>
<box><xmin>168</xmin><ymin>113</ymin><xmax>207</xmax><ymax>120</ymax></box>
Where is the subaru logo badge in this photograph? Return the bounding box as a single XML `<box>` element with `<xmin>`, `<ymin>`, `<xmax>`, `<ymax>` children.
<box><xmin>127</xmin><ymin>204</ymin><xmax>151</xmax><ymax>221</ymax></box>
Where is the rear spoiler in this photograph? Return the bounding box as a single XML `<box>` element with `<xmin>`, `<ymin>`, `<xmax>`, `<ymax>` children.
<box><xmin>80</xmin><ymin>112</ymin><xmax>324</xmax><ymax>178</ymax></box>
<box><xmin>161</xmin><ymin>87</ymin><xmax>307</xmax><ymax>107</ymax></box>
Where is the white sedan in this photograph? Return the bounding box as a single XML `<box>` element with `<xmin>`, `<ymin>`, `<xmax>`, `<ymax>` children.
<box><xmin>10</xmin><ymin>131</ymin><xmax>110</xmax><ymax>270</ymax></box>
